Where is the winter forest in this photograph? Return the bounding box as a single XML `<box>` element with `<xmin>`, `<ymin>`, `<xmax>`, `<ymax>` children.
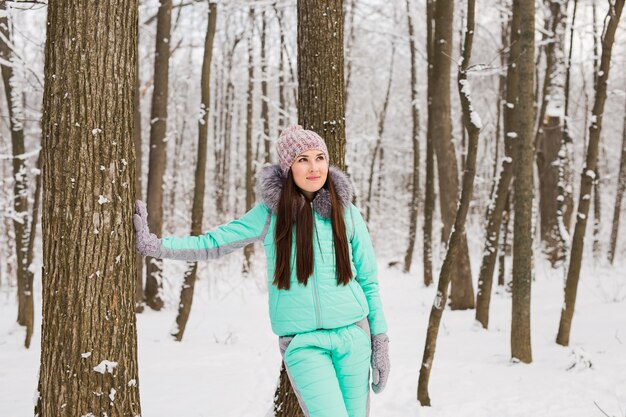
<box><xmin>1</xmin><ymin>0</ymin><xmax>625</xmax><ymax>415</ymax></box>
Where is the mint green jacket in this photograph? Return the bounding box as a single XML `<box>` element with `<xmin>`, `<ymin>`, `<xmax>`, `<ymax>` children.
<box><xmin>159</xmin><ymin>165</ymin><xmax>388</xmax><ymax>337</ymax></box>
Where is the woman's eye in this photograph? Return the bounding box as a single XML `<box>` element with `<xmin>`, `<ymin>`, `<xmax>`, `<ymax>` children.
<box><xmin>317</xmin><ymin>156</ymin><xmax>325</xmax><ymax>160</ymax></box>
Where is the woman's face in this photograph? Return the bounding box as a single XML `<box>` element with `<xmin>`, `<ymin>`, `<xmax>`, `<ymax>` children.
<box><xmin>290</xmin><ymin>149</ymin><xmax>329</xmax><ymax>200</ymax></box>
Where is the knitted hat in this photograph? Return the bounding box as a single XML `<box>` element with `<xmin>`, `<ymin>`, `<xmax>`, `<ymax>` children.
<box><xmin>276</xmin><ymin>125</ymin><xmax>330</xmax><ymax>175</ymax></box>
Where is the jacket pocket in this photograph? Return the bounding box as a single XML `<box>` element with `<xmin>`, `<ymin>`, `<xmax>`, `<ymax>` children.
<box><xmin>353</xmin><ymin>317</ymin><xmax>372</xmax><ymax>345</ymax></box>
<box><xmin>348</xmin><ymin>280</ymin><xmax>367</xmax><ymax>314</ymax></box>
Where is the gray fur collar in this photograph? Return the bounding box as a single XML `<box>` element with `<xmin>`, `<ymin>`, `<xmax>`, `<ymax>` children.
<box><xmin>256</xmin><ymin>164</ymin><xmax>353</xmax><ymax>218</ymax></box>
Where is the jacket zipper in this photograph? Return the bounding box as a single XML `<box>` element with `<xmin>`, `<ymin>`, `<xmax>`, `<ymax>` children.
<box><xmin>310</xmin><ymin>201</ymin><xmax>322</xmax><ymax>328</ymax></box>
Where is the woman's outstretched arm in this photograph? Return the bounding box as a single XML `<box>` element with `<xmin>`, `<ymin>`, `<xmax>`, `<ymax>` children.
<box><xmin>133</xmin><ymin>200</ymin><xmax>271</xmax><ymax>262</ymax></box>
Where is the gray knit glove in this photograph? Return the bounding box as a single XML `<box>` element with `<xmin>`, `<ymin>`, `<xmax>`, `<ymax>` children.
<box><xmin>371</xmin><ymin>333</ymin><xmax>390</xmax><ymax>393</ymax></box>
<box><xmin>133</xmin><ymin>200</ymin><xmax>163</xmax><ymax>258</ymax></box>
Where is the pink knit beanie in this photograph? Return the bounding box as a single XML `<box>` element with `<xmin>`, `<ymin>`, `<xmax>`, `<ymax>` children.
<box><xmin>276</xmin><ymin>125</ymin><xmax>330</xmax><ymax>175</ymax></box>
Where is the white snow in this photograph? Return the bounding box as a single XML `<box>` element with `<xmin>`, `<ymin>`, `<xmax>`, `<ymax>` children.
<box><xmin>93</xmin><ymin>360</ymin><xmax>118</xmax><ymax>374</ymax></box>
<box><xmin>98</xmin><ymin>195</ymin><xmax>109</xmax><ymax>205</ymax></box>
<box><xmin>1</xmin><ymin>253</ymin><xmax>625</xmax><ymax>417</ymax></box>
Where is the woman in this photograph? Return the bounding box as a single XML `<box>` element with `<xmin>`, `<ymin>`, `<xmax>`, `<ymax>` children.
<box><xmin>133</xmin><ymin>125</ymin><xmax>390</xmax><ymax>417</ymax></box>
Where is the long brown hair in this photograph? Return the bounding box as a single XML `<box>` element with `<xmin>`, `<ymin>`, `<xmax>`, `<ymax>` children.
<box><xmin>273</xmin><ymin>170</ymin><xmax>353</xmax><ymax>290</ymax></box>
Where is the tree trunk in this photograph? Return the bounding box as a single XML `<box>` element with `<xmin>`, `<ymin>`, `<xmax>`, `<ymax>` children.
<box><xmin>510</xmin><ymin>0</ymin><xmax>535</xmax><ymax>364</ymax></box>
<box><xmin>534</xmin><ymin>0</ymin><xmax>568</xmax><ymax>267</ymax></box>
<box><xmin>423</xmin><ymin>0</ymin><xmax>436</xmax><ymax>288</ymax></box>
<box><xmin>402</xmin><ymin>0</ymin><xmax>421</xmax><ymax>274</ymax></box>
<box><xmin>296</xmin><ymin>0</ymin><xmax>346</xmax><ymax>168</ymax></box>
<box><xmin>144</xmin><ymin>0</ymin><xmax>173</xmax><ymax>311</ymax></box>
<box><xmin>217</xmin><ymin>33</ymin><xmax>242</xmax><ymax>216</ymax></box>
<box><xmin>243</xmin><ymin>7</ymin><xmax>256</xmax><ymax>274</ymax></box>
<box><xmin>592</xmin><ymin>0</ymin><xmax>602</xmax><ymax>262</ymax></box>
<box><xmin>557</xmin><ymin>0</ymin><xmax>624</xmax><ymax>347</ymax></box>
<box><xmin>592</xmin><ymin>165</ymin><xmax>602</xmax><ymax>260</ymax></box>
<box><xmin>168</xmin><ymin>119</ymin><xmax>186</xmax><ymax>220</ymax></box>
<box><xmin>366</xmin><ymin>45</ymin><xmax>395</xmax><ymax>223</ymax></box>
<box><xmin>554</xmin><ymin>0</ymin><xmax>578</xmax><ymax>267</ymax></box>
<box><xmin>273</xmin><ymin>2</ymin><xmax>347</xmax><ymax>414</ymax></box>
<box><xmin>0</xmin><ymin>0</ymin><xmax>35</xmax><ymax>348</ymax></box>
<box><xmin>475</xmin><ymin>2</ymin><xmax>519</xmax><ymax>329</ymax></box>
<box><xmin>498</xmin><ymin>191</ymin><xmax>512</xmax><ymax>287</ymax></box>
<box><xmin>36</xmin><ymin>0</ymin><xmax>142</xmax><ymax>413</ymax></box>
<box><xmin>431</xmin><ymin>0</ymin><xmax>474</xmax><ymax>310</ymax></box>
<box><xmin>418</xmin><ymin>0</ymin><xmax>481</xmax><ymax>405</ymax></box>
<box><xmin>134</xmin><ymin>42</ymin><xmax>145</xmax><ymax>314</ymax></box>
<box><xmin>608</xmin><ymin>99</ymin><xmax>626</xmax><ymax>265</ymax></box>
<box><xmin>492</xmin><ymin>4</ymin><xmax>509</xmax><ymax>188</ymax></box>
<box><xmin>274</xmin><ymin>362</ymin><xmax>304</xmax><ymax>417</ymax></box>
<box><xmin>173</xmin><ymin>2</ymin><xmax>217</xmax><ymax>342</ymax></box>
<box><xmin>277</xmin><ymin>6</ymin><xmax>287</xmax><ymax>132</ymax></box>
<box><xmin>260</xmin><ymin>9</ymin><xmax>271</xmax><ymax>164</ymax></box>
<box><xmin>343</xmin><ymin>0</ymin><xmax>357</xmax><ymax>109</ymax></box>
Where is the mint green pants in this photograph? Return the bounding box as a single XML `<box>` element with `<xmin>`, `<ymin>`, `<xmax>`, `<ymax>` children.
<box><xmin>278</xmin><ymin>319</ymin><xmax>371</xmax><ymax>417</ymax></box>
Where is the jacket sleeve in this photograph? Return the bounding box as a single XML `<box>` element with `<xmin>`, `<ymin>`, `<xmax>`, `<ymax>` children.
<box><xmin>158</xmin><ymin>203</ymin><xmax>271</xmax><ymax>262</ymax></box>
<box><xmin>348</xmin><ymin>203</ymin><xmax>388</xmax><ymax>335</ymax></box>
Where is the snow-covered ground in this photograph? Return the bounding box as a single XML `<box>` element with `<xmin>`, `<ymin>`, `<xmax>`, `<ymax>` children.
<box><xmin>1</xmin><ymin>254</ymin><xmax>625</xmax><ymax>417</ymax></box>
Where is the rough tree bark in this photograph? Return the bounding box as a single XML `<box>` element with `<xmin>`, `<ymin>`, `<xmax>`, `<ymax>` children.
<box><xmin>557</xmin><ymin>0</ymin><xmax>625</xmax><ymax>346</ymax></box>
<box><xmin>402</xmin><ymin>0</ymin><xmax>421</xmax><ymax>275</ymax></box>
<box><xmin>144</xmin><ymin>0</ymin><xmax>173</xmax><ymax>311</ymax></box>
<box><xmin>475</xmin><ymin>1</ymin><xmax>519</xmax><ymax>328</ymax></box>
<box><xmin>296</xmin><ymin>0</ymin><xmax>346</xmax><ymax>168</ymax></box>
<box><xmin>510</xmin><ymin>0</ymin><xmax>535</xmax><ymax>364</ymax></box>
<box><xmin>431</xmin><ymin>0</ymin><xmax>474</xmax><ymax>310</ymax></box>
<box><xmin>418</xmin><ymin>0</ymin><xmax>482</xmax><ymax>405</ymax></box>
<box><xmin>172</xmin><ymin>2</ymin><xmax>217</xmax><ymax>342</ymax></box>
<box><xmin>36</xmin><ymin>0</ymin><xmax>142</xmax><ymax>414</ymax></box>
<box><xmin>0</xmin><ymin>0</ymin><xmax>35</xmax><ymax>348</ymax></box>
<box><xmin>134</xmin><ymin>39</ymin><xmax>145</xmax><ymax>313</ymax></box>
